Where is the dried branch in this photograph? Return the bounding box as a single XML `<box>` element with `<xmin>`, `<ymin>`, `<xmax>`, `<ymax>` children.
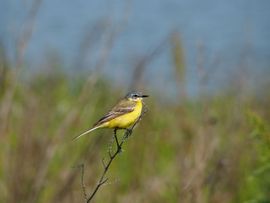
<box><xmin>84</xmin><ymin>126</ymin><xmax>133</xmax><ymax>203</ymax></box>
<box><xmin>81</xmin><ymin>106</ymin><xmax>147</xmax><ymax>203</ymax></box>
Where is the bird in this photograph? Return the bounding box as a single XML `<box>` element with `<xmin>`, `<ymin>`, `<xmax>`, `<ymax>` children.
<box><xmin>73</xmin><ymin>91</ymin><xmax>148</xmax><ymax>140</ymax></box>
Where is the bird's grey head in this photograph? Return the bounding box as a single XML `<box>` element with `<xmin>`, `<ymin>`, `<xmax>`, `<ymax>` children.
<box><xmin>125</xmin><ymin>91</ymin><xmax>149</xmax><ymax>101</ymax></box>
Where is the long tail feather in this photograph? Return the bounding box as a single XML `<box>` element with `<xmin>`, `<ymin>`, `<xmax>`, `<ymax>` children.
<box><xmin>73</xmin><ymin>126</ymin><xmax>100</xmax><ymax>141</ymax></box>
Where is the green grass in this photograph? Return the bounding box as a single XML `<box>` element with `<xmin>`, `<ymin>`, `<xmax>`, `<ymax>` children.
<box><xmin>0</xmin><ymin>71</ymin><xmax>270</xmax><ymax>203</ymax></box>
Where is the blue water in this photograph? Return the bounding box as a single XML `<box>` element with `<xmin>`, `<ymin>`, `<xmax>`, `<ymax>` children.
<box><xmin>1</xmin><ymin>0</ymin><xmax>270</xmax><ymax>96</ymax></box>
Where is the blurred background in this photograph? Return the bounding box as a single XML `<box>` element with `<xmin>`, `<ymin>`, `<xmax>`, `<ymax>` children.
<box><xmin>0</xmin><ymin>0</ymin><xmax>270</xmax><ymax>202</ymax></box>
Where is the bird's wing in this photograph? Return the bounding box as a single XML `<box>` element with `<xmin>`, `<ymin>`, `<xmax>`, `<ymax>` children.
<box><xmin>93</xmin><ymin>99</ymin><xmax>136</xmax><ymax>127</ymax></box>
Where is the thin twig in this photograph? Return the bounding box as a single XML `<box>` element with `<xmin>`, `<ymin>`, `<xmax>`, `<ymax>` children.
<box><xmin>85</xmin><ymin>129</ymin><xmax>129</xmax><ymax>203</ymax></box>
<box><xmin>81</xmin><ymin>112</ymin><xmax>146</xmax><ymax>203</ymax></box>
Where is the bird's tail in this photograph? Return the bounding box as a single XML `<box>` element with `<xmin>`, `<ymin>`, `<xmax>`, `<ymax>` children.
<box><xmin>73</xmin><ymin>126</ymin><xmax>100</xmax><ymax>141</ymax></box>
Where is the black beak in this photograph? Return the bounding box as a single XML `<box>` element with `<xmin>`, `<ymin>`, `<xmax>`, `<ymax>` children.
<box><xmin>141</xmin><ymin>95</ymin><xmax>149</xmax><ymax>98</ymax></box>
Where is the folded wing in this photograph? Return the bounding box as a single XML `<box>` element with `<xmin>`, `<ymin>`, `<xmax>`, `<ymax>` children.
<box><xmin>93</xmin><ymin>99</ymin><xmax>136</xmax><ymax>127</ymax></box>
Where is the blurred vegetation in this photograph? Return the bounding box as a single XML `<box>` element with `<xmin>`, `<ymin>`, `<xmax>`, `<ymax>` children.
<box><xmin>1</xmin><ymin>4</ymin><xmax>270</xmax><ymax>201</ymax></box>
<box><xmin>0</xmin><ymin>52</ymin><xmax>270</xmax><ymax>203</ymax></box>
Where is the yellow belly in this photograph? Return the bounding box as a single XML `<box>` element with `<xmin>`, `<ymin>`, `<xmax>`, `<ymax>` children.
<box><xmin>106</xmin><ymin>101</ymin><xmax>142</xmax><ymax>129</ymax></box>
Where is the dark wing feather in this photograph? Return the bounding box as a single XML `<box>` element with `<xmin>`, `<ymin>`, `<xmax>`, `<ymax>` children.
<box><xmin>93</xmin><ymin>99</ymin><xmax>136</xmax><ymax>127</ymax></box>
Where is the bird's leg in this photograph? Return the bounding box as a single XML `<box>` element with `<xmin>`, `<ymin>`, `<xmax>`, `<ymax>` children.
<box><xmin>113</xmin><ymin>128</ymin><xmax>121</xmax><ymax>151</ymax></box>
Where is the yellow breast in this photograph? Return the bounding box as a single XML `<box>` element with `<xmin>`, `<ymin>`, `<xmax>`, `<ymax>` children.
<box><xmin>107</xmin><ymin>101</ymin><xmax>143</xmax><ymax>129</ymax></box>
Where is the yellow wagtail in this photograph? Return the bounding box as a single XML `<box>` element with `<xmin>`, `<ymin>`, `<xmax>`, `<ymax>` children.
<box><xmin>74</xmin><ymin>91</ymin><xmax>148</xmax><ymax>140</ymax></box>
